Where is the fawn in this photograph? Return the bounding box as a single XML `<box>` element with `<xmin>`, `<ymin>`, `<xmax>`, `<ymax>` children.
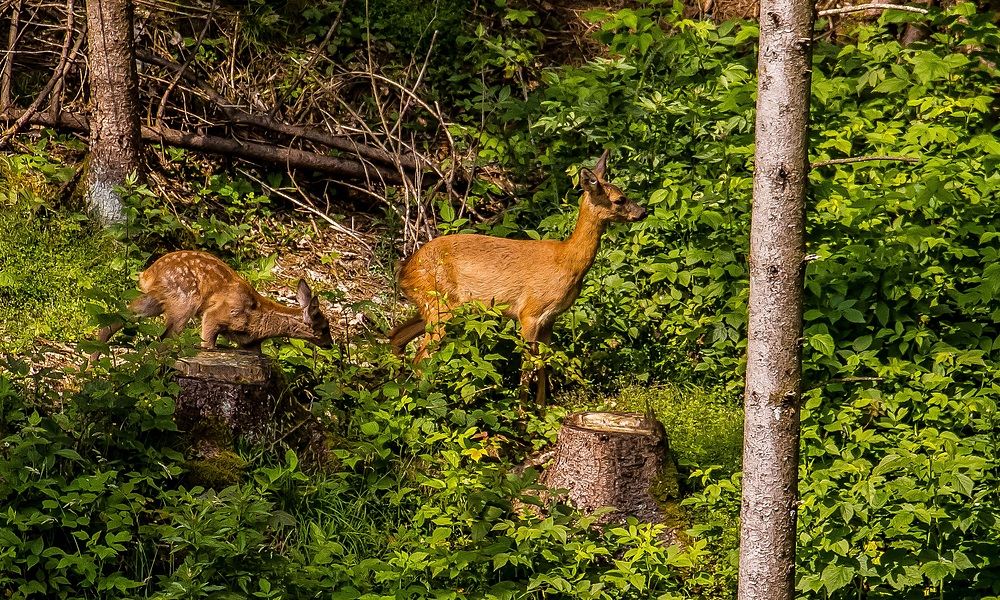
<box><xmin>92</xmin><ymin>250</ymin><xmax>333</xmax><ymax>360</ymax></box>
<box><xmin>388</xmin><ymin>150</ymin><xmax>647</xmax><ymax>405</ymax></box>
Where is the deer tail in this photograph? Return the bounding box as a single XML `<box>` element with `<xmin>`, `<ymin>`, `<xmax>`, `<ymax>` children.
<box><xmin>388</xmin><ymin>314</ymin><xmax>426</xmax><ymax>356</ymax></box>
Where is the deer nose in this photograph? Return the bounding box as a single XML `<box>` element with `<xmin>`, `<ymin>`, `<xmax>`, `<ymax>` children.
<box><xmin>631</xmin><ymin>206</ymin><xmax>648</xmax><ymax>222</ymax></box>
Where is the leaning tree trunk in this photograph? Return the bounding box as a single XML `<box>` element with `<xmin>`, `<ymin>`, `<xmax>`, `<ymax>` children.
<box><xmin>84</xmin><ymin>0</ymin><xmax>144</xmax><ymax>226</ymax></box>
<box><xmin>738</xmin><ymin>0</ymin><xmax>814</xmax><ymax>598</ymax></box>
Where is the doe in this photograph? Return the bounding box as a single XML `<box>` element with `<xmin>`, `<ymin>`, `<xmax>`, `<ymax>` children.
<box><xmin>388</xmin><ymin>151</ymin><xmax>647</xmax><ymax>405</ymax></box>
<box><xmin>93</xmin><ymin>250</ymin><xmax>333</xmax><ymax>359</ymax></box>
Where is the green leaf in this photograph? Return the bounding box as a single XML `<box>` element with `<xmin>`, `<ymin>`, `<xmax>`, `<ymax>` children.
<box><xmin>821</xmin><ymin>564</ymin><xmax>855</xmax><ymax>594</ymax></box>
<box><xmin>809</xmin><ymin>333</ymin><xmax>836</xmax><ymax>357</ymax></box>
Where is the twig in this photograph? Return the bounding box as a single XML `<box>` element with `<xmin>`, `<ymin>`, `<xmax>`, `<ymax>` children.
<box><xmin>811</xmin><ymin>155</ymin><xmax>920</xmax><ymax>168</ymax></box>
<box><xmin>268</xmin><ymin>0</ymin><xmax>346</xmax><ymax>119</ymax></box>
<box><xmin>0</xmin><ymin>4</ymin><xmax>83</xmax><ymax>149</ymax></box>
<box><xmin>389</xmin><ymin>29</ymin><xmax>437</xmax><ymax>139</ymax></box>
<box><xmin>240</xmin><ymin>168</ymin><xmax>374</xmax><ymax>254</ymax></box>
<box><xmin>818</xmin><ymin>3</ymin><xmax>928</xmax><ymax>16</ymax></box>
<box><xmin>56</xmin><ymin>159</ymin><xmax>85</xmax><ymax>202</ymax></box>
<box><xmin>1</xmin><ymin>0</ymin><xmax>22</xmax><ymax>110</ymax></box>
<box><xmin>805</xmin><ymin>376</ymin><xmax>883</xmax><ymax>391</ymax></box>
<box><xmin>156</xmin><ymin>0</ymin><xmax>218</xmax><ymax>123</ymax></box>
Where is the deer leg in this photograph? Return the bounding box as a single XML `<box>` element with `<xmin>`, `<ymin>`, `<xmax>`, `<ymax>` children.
<box><xmin>519</xmin><ymin>317</ymin><xmax>542</xmax><ymax>406</ymax></box>
<box><xmin>199</xmin><ymin>309</ymin><xmax>225</xmax><ymax>350</ymax></box>
<box><xmin>160</xmin><ymin>312</ymin><xmax>188</xmax><ymax>341</ymax></box>
<box><xmin>535</xmin><ymin>323</ymin><xmax>554</xmax><ymax>408</ymax></box>
<box><xmin>414</xmin><ymin>305</ymin><xmax>452</xmax><ymax>365</ymax></box>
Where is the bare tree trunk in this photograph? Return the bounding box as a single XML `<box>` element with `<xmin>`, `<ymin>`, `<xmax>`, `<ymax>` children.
<box><xmin>738</xmin><ymin>0</ymin><xmax>814</xmax><ymax>598</ymax></box>
<box><xmin>84</xmin><ymin>0</ymin><xmax>144</xmax><ymax>226</ymax></box>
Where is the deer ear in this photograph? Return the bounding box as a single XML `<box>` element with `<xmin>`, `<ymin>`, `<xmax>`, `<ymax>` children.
<box><xmin>579</xmin><ymin>168</ymin><xmax>601</xmax><ymax>194</ymax></box>
<box><xmin>593</xmin><ymin>149</ymin><xmax>610</xmax><ymax>179</ymax></box>
<box><xmin>296</xmin><ymin>279</ymin><xmax>313</xmax><ymax>308</ymax></box>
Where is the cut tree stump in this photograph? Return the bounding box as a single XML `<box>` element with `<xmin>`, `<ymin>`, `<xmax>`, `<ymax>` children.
<box><xmin>538</xmin><ymin>411</ymin><xmax>677</xmax><ymax>526</ymax></box>
<box><xmin>173</xmin><ymin>349</ymin><xmax>277</xmax><ymax>444</ymax></box>
<box><xmin>172</xmin><ymin>349</ymin><xmax>334</xmax><ymax>468</ymax></box>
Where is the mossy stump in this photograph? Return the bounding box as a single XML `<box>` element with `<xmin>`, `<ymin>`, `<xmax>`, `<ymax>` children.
<box><xmin>173</xmin><ymin>349</ymin><xmax>277</xmax><ymax>444</ymax></box>
<box><xmin>539</xmin><ymin>411</ymin><xmax>677</xmax><ymax>527</ymax></box>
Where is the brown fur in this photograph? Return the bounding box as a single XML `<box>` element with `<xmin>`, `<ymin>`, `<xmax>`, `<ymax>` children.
<box><xmin>93</xmin><ymin>250</ymin><xmax>332</xmax><ymax>360</ymax></box>
<box><xmin>388</xmin><ymin>151</ymin><xmax>647</xmax><ymax>405</ymax></box>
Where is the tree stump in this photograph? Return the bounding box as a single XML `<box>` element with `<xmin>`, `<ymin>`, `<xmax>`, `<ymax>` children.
<box><xmin>539</xmin><ymin>411</ymin><xmax>676</xmax><ymax>526</ymax></box>
<box><xmin>173</xmin><ymin>349</ymin><xmax>278</xmax><ymax>444</ymax></box>
<box><xmin>172</xmin><ymin>349</ymin><xmax>336</xmax><ymax>480</ymax></box>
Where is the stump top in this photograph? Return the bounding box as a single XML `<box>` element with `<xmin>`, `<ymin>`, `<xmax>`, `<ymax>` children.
<box><xmin>565</xmin><ymin>411</ymin><xmax>662</xmax><ymax>437</ymax></box>
<box><xmin>174</xmin><ymin>350</ymin><xmax>272</xmax><ymax>384</ymax></box>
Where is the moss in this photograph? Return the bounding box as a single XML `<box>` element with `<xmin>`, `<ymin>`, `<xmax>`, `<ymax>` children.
<box><xmin>185</xmin><ymin>450</ymin><xmax>247</xmax><ymax>489</ymax></box>
<box><xmin>187</xmin><ymin>415</ymin><xmax>236</xmax><ymax>449</ymax></box>
<box><xmin>649</xmin><ymin>450</ymin><xmax>681</xmax><ymax>503</ymax></box>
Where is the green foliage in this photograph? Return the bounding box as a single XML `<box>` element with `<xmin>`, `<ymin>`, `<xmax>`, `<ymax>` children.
<box><xmin>11</xmin><ymin>2</ymin><xmax>1000</xmax><ymax>598</ymax></box>
<box><xmin>617</xmin><ymin>384</ymin><xmax>743</xmax><ymax>478</ymax></box>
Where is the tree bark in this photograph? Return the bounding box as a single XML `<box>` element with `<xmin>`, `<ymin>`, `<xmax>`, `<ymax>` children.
<box><xmin>84</xmin><ymin>0</ymin><xmax>144</xmax><ymax>226</ymax></box>
<box><xmin>738</xmin><ymin>0</ymin><xmax>814</xmax><ymax>599</ymax></box>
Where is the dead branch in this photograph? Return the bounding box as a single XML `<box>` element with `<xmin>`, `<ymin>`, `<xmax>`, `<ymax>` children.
<box><xmin>2</xmin><ymin>0</ymin><xmax>22</xmax><ymax>110</ymax></box>
<box><xmin>268</xmin><ymin>1</ymin><xmax>346</xmax><ymax>120</ymax></box>
<box><xmin>136</xmin><ymin>51</ymin><xmax>422</xmax><ymax>172</ymax></box>
<box><xmin>156</xmin><ymin>0</ymin><xmax>217</xmax><ymax>123</ymax></box>
<box><xmin>811</xmin><ymin>155</ymin><xmax>920</xmax><ymax>168</ymax></box>
<box><xmin>0</xmin><ymin>0</ymin><xmax>82</xmax><ymax>149</ymax></box>
<box><xmin>817</xmin><ymin>3</ymin><xmax>928</xmax><ymax>16</ymax></box>
<box><xmin>0</xmin><ymin>108</ymin><xmax>405</xmax><ymax>183</ymax></box>
<box><xmin>240</xmin><ymin>168</ymin><xmax>374</xmax><ymax>254</ymax></box>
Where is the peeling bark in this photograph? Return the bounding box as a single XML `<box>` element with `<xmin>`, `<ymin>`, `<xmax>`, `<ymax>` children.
<box><xmin>738</xmin><ymin>0</ymin><xmax>814</xmax><ymax>598</ymax></box>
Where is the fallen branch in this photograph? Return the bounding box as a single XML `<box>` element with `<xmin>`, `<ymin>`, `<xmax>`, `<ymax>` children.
<box><xmin>805</xmin><ymin>376</ymin><xmax>883</xmax><ymax>391</ymax></box>
<box><xmin>0</xmin><ymin>0</ymin><xmax>82</xmax><ymax>149</ymax></box>
<box><xmin>811</xmin><ymin>155</ymin><xmax>920</xmax><ymax>168</ymax></box>
<box><xmin>817</xmin><ymin>3</ymin><xmax>928</xmax><ymax>16</ymax></box>
<box><xmin>136</xmin><ymin>51</ymin><xmax>422</xmax><ymax>172</ymax></box>
<box><xmin>0</xmin><ymin>108</ymin><xmax>405</xmax><ymax>183</ymax></box>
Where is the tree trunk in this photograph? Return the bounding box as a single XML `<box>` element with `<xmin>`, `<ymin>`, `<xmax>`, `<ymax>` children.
<box><xmin>539</xmin><ymin>411</ymin><xmax>675</xmax><ymax>526</ymax></box>
<box><xmin>738</xmin><ymin>0</ymin><xmax>814</xmax><ymax>598</ymax></box>
<box><xmin>84</xmin><ymin>0</ymin><xmax>143</xmax><ymax>226</ymax></box>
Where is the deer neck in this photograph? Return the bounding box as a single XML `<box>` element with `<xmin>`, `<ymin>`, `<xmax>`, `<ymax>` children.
<box><xmin>560</xmin><ymin>197</ymin><xmax>608</xmax><ymax>282</ymax></box>
<box><xmin>249</xmin><ymin>299</ymin><xmax>302</xmax><ymax>340</ymax></box>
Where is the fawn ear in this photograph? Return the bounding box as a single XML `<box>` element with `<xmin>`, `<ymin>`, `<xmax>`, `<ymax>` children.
<box><xmin>593</xmin><ymin>149</ymin><xmax>610</xmax><ymax>179</ymax></box>
<box><xmin>296</xmin><ymin>279</ymin><xmax>313</xmax><ymax>308</ymax></box>
<box><xmin>579</xmin><ymin>168</ymin><xmax>601</xmax><ymax>194</ymax></box>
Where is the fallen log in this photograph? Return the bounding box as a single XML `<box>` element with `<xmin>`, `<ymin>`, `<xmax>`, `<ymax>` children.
<box><xmin>0</xmin><ymin>108</ymin><xmax>404</xmax><ymax>184</ymax></box>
